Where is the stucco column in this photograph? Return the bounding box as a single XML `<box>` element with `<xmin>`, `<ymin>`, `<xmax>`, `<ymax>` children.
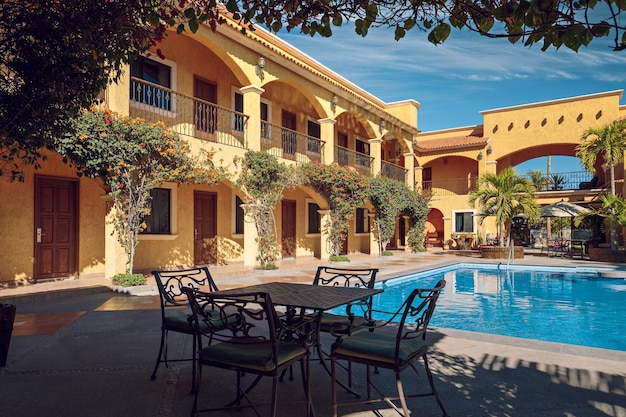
<box><xmin>105</xmin><ymin>64</ymin><xmax>130</xmax><ymax>116</ymax></box>
<box><xmin>240</xmin><ymin>204</ymin><xmax>260</xmax><ymax>267</ymax></box>
<box><xmin>486</xmin><ymin>160</ymin><xmax>497</xmax><ymax>175</ymax></box>
<box><xmin>240</xmin><ymin>85</ymin><xmax>264</xmax><ymax>151</ymax></box>
<box><xmin>319</xmin><ymin>209</ymin><xmax>331</xmax><ymax>261</ymax></box>
<box><xmin>403</xmin><ymin>152</ymin><xmax>415</xmax><ymax>189</ymax></box>
<box><xmin>104</xmin><ymin>202</ymin><xmax>127</xmax><ymax>278</ymax></box>
<box><xmin>318</xmin><ymin>118</ymin><xmax>336</xmax><ymax>164</ymax></box>
<box><xmin>369</xmin><ymin>138</ymin><xmax>382</xmax><ymax>177</ymax></box>
<box><xmin>414</xmin><ymin>166</ymin><xmax>423</xmax><ymax>190</ymax></box>
<box><xmin>403</xmin><ymin>215</ymin><xmax>411</xmax><ymax>252</ymax></box>
<box><xmin>443</xmin><ymin>216</ymin><xmax>452</xmax><ymax>246</ymax></box>
<box><xmin>369</xmin><ymin>212</ymin><xmax>379</xmax><ymax>256</ymax></box>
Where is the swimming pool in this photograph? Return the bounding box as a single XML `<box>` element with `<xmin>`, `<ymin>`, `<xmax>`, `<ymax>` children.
<box><xmin>371</xmin><ymin>263</ymin><xmax>626</xmax><ymax>352</ymax></box>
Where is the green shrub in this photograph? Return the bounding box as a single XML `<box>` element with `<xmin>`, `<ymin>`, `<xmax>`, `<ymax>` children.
<box><xmin>330</xmin><ymin>255</ymin><xmax>350</xmax><ymax>262</ymax></box>
<box><xmin>112</xmin><ymin>272</ymin><xmax>146</xmax><ymax>287</ymax></box>
<box><xmin>382</xmin><ymin>251</ymin><xmax>394</xmax><ymax>256</ymax></box>
<box><xmin>256</xmin><ymin>263</ymin><xmax>278</xmax><ymax>270</ymax></box>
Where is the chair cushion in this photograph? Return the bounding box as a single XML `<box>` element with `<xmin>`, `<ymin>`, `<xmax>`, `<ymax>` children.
<box><xmin>199</xmin><ymin>338</ymin><xmax>307</xmax><ymax>372</ymax></box>
<box><xmin>320</xmin><ymin>313</ymin><xmax>367</xmax><ymax>333</ymax></box>
<box><xmin>164</xmin><ymin>313</ymin><xmax>195</xmax><ymax>333</ymax></box>
<box><xmin>333</xmin><ymin>331</ymin><xmax>426</xmax><ymax>367</ymax></box>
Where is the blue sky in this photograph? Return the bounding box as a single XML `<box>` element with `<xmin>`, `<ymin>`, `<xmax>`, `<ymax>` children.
<box><xmin>277</xmin><ymin>24</ymin><xmax>626</xmax><ymax>173</ymax></box>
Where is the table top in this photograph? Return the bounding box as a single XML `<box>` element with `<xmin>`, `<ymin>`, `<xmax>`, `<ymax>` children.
<box><xmin>212</xmin><ymin>281</ymin><xmax>383</xmax><ymax>311</ymax></box>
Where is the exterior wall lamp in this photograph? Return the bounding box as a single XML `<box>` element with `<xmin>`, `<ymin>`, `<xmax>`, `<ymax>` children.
<box><xmin>330</xmin><ymin>95</ymin><xmax>338</xmax><ymax>112</ymax></box>
<box><xmin>256</xmin><ymin>56</ymin><xmax>265</xmax><ymax>81</ymax></box>
<box><xmin>477</xmin><ymin>151</ymin><xmax>483</xmax><ymax>161</ymax></box>
<box><xmin>379</xmin><ymin>119</ymin><xmax>386</xmax><ymax>133</ymax></box>
<box><xmin>486</xmin><ymin>145</ymin><xmax>492</xmax><ymax>155</ymax></box>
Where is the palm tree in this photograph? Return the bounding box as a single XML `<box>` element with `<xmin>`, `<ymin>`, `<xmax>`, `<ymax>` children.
<box><xmin>469</xmin><ymin>167</ymin><xmax>539</xmax><ymax>247</ymax></box>
<box><xmin>577</xmin><ymin>119</ymin><xmax>626</xmax><ymax>196</ymax></box>
<box><xmin>577</xmin><ymin>118</ymin><xmax>626</xmax><ymax>249</ymax></box>
<box><xmin>527</xmin><ymin>169</ymin><xmax>548</xmax><ymax>191</ymax></box>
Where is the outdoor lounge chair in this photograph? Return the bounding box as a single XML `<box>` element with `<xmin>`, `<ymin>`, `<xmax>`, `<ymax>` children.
<box><xmin>330</xmin><ymin>279</ymin><xmax>448</xmax><ymax>417</ymax></box>
<box><xmin>185</xmin><ymin>288</ymin><xmax>314</xmax><ymax>417</ymax></box>
<box><xmin>150</xmin><ymin>266</ymin><xmax>219</xmax><ymax>392</ymax></box>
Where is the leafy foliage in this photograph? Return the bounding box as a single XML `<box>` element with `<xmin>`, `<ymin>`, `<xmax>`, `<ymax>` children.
<box><xmin>402</xmin><ymin>187</ymin><xmax>432</xmax><ymax>253</ymax></box>
<box><xmin>368</xmin><ymin>176</ymin><xmax>431</xmax><ymax>254</ymax></box>
<box><xmin>577</xmin><ymin>118</ymin><xmax>626</xmax><ymax>250</ymax></box>
<box><xmin>300</xmin><ymin>162</ymin><xmax>368</xmax><ymax>257</ymax></box>
<box><xmin>55</xmin><ymin>107</ymin><xmax>226</xmax><ymax>273</ymax></box>
<box><xmin>575</xmin><ymin>193</ymin><xmax>626</xmax><ymax>230</ymax></box>
<box><xmin>577</xmin><ymin>119</ymin><xmax>626</xmax><ymax>196</ymax></box>
<box><xmin>112</xmin><ymin>272</ymin><xmax>147</xmax><ymax>287</ymax></box>
<box><xmin>368</xmin><ymin>176</ymin><xmax>406</xmax><ymax>254</ymax></box>
<box><xmin>234</xmin><ymin>151</ymin><xmax>301</xmax><ymax>267</ymax></box>
<box><xmin>469</xmin><ymin>167</ymin><xmax>538</xmax><ymax>247</ymax></box>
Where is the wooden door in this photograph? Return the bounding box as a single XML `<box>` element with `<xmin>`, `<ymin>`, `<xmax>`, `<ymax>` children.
<box><xmin>34</xmin><ymin>177</ymin><xmax>77</xmax><ymax>280</ymax></box>
<box><xmin>281</xmin><ymin>200</ymin><xmax>296</xmax><ymax>258</ymax></box>
<box><xmin>194</xmin><ymin>192</ymin><xmax>217</xmax><ymax>265</ymax></box>
<box><xmin>194</xmin><ymin>77</ymin><xmax>217</xmax><ymax>137</ymax></box>
<box><xmin>281</xmin><ymin>110</ymin><xmax>297</xmax><ymax>159</ymax></box>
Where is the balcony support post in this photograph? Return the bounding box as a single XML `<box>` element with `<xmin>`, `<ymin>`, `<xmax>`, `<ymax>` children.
<box><xmin>241</xmin><ymin>204</ymin><xmax>260</xmax><ymax>267</ymax></box>
<box><xmin>369</xmin><ymin>138</ymin><xmax>383</xmax><ymax>177</ymax></box>
<box><xmin>240</xmin><ymin>85</ymin><xmax>265</xmax><ymax>151</ymax></box>
<box><xmin>318</xmin><ymin>118</ymin><xmax>336</xmax><ymax>165</ymax></box>
<box><xmin>318</xmin><ymin>209</ymin><xmax>331</xmax><ymax>261</ymax></box>
<box><xmin>403</xmin><ymin>152</ymin><xmax>415</xmax><ymax>189</ymax></box>
<box><xmin>415</xmin><ymin>166</ymin><xmax>423</xmax><ymax>190</ymax></box>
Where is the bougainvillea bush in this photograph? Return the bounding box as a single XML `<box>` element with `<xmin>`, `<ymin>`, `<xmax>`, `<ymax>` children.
<box><xmin>55</xmin><ymin>107</ymin><xmax>227</xmax><ymax>273</ymax></box>
<box><xmin>234</xmin><ymin>151</ymin><xmax>301</xmax><ymax>268</ymax></box>
<box><xmin>368</xmin><ymin>176</ymin><xmax>432</xmax><ymax>253</ymax></box>
<box><xmin>300</xmin><ymin>161</ymin><xmax>369</xmax><ymax>257</ymax></box>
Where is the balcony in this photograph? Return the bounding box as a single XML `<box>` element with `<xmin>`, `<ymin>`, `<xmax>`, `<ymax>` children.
<box><xmin>520</xmin><ymin>171</ymin><xmax>595</xmax><ymax>191</ymax></box>
<box><xmin>381</xmin><ymin>161</ymin><xmax>407</xmax><ymax>183</ymax></box>
<box><xmin>260</xmin><ymin>121</ymin><xmax>324</xmax><ymax>163</ymax></box>
<box><xmin>421</xmin><ymin>171</ymin><xmax>600</xmax><ymax>197</ymax></box>
<box><xmin>421</xmin><ymin>177</ymin><xmax>478</xmax><ymax>197</ymax></box>
<box><xmin>335</xmin><ymin>146</ymin><xmax>373</xmax><ymax>177</ymax></box>
<box><xmin>130</xmin><ymin>77</ymin><xmax>248</xmax><ymax>148</ymax></box>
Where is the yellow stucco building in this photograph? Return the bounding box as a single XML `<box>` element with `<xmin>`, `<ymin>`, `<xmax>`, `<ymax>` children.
<box><xmin>0</xmin><ymin>15</ymin><xmax>624</xmax><ymax>285</ymax></box>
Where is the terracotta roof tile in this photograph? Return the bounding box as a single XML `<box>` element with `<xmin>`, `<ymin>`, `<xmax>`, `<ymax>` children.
<box><xmin>415</xmin><ymin>135</ymin><xmax>489</xmax><ymax>151</ymax></box>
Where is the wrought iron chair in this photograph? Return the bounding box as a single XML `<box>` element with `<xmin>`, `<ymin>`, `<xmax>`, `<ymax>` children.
<box><xmin>330</xmin><ymin>279</ymin><xmax>448</xmax><ymax>417</ymax></box>
<box><xmin>303</xmin><ymin>266</ymin><xmax>379</xmax><ymax>388</ymax></box>
<box><xmin>184</xmin><ymin>288</ymin><xmax>315</xmax><ymax>417</ymax></box>
<box><xmin>150</xmin><ymin>266</ymin><xmax>219</xmax><ymax>391</ymax></box>
<box><xmin>313</xmin><ymin>266</ymin><xmax>379</xmax><ymax>334</ymax></box>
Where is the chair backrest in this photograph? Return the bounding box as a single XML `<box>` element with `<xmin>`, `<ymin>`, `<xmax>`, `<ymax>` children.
<box><xmin>313</xmin><ymin>266</ymin><xmax>378</xmax><ymax>289</ymax></box>
<box><xmin>396</xmin><ymin>279</ymin><xmax>446</xmax><ymax>343</ymax></box>
<box><xmin>184</xmin><ymin>288</ymin><xmax>282</xmax><ymax>352</ymax></box>
<box><xmin>313</xmin><ymin>266</ymin><xmax>379</xmax><ymax>322</ymax></box>
<box><xmin>152</xmin><ymin>266</ymin><xmax>219</xmax><ymax>309</ymax></box>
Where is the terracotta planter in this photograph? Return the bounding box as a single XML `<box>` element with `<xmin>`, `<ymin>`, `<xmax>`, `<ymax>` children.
<box><xmin>479</xmin><ymin>246</ymin><xmax>524</xmax><ymax>259</ymax></box>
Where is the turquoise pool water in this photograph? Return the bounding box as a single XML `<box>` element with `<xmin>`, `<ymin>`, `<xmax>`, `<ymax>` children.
<box><xmin>371</xmin><ymin>264</ymin><xmax>626</xmax><ymax>352</ymax></box>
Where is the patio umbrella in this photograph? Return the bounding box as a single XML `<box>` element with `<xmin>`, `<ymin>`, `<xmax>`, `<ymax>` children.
<box><xmin>540</xmin><ymin>200</ymin><xmax>588</xmax><ymax>218</ymax></box>
<box><xmin>540</xmin><ymin>200</ymin><xmax>589</xmax><ymax>243</ymax></box>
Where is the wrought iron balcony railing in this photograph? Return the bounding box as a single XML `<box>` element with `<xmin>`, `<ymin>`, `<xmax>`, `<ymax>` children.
<box><xmin>420</xmin><ymin>177</ymin><xmax>478</xmax><ymax>197</ymax></box>
<box><xmin>421</xmin><ymin>171</ymin><xmax>600</xmax><ymax>197</ymax></box>
<box><xmin>335</xmin><ymin>146</ymin><xmax>374</xmax><ymax>177</ymax></box>
<box><xmin>260</xmin><ymin>121</ymin><xmax>324</xmax><ymax>163</ymax></box>
<box><xmin>520</xmin><ymin>171</ymin><xmax>595</xmax><ymax>191</ymax></box>
<box><xmin>381</xmin><ymin>160</ymin><xmax>407</xmax><ymax>183</ymax></box>
<box><xmin>130</xmin><ymin>77</ymin><xmax>247</xmax><ymax>148</ymax></box>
